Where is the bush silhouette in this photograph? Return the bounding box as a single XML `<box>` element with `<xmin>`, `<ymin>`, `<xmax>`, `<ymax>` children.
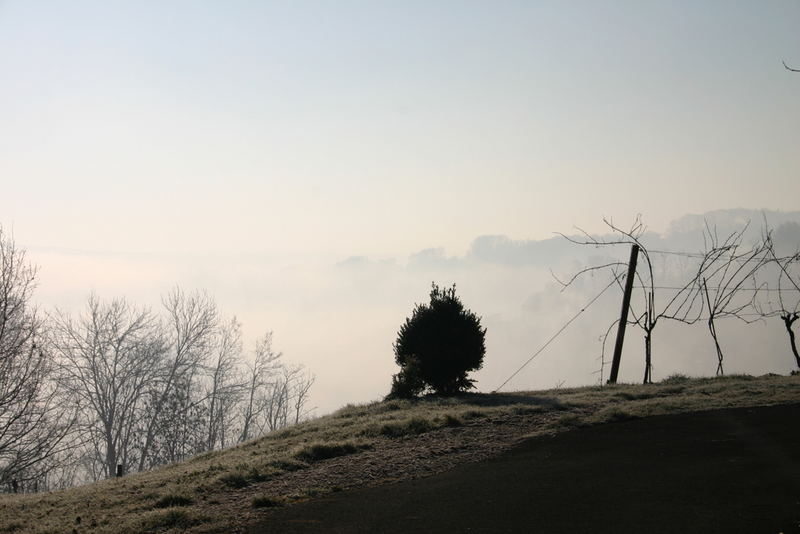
<box><xmin>390</xmin><ymin>283</ymin><xmax>486</xmax><ymax>397</ymax></box>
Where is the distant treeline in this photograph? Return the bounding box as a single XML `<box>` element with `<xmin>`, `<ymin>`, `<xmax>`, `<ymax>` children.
<box><xmin>0</xmin><ymin>227</ymin><xmax>313</xmax><ymax>493</ymax></box>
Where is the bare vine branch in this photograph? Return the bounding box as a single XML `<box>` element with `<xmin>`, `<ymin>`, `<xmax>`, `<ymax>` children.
<box><xmin>558</xmin><ymin>215</ymin><xmax>711</xmax><ymax>383</ymax></box>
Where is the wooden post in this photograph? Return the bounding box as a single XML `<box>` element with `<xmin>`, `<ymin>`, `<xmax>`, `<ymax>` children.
<box><xmin>608</xmin><ymin>244</ymin><xmax>639</xmax><ymax>384</ymax></box>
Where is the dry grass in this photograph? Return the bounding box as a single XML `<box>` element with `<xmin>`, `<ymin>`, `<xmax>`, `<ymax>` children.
<box><xmin>1</xmin><ymin>373</ymin><xmax>798</xmax><ymax>533</ymax></box>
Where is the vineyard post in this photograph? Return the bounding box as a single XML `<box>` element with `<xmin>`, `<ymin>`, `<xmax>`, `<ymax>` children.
<box><xmin>608</xmin><ymin>244</ymin><xmax>639</xmax><ymax>384</ymax></box>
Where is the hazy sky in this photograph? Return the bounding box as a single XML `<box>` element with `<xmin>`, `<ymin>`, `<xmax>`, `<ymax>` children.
<box><xmin>1</xmin><ymin>2</ymin><xmax>799</xmax><ymax>413</ymax></box>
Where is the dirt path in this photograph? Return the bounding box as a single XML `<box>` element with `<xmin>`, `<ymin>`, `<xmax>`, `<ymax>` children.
<box><xmin>249</xmin><ymin>403</ymin><xmax>800</xmax><ymax>533</ymax></box>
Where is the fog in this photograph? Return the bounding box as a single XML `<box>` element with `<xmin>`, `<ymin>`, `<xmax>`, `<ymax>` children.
<box><xmin>3</xmin><ymin>2</ymin><xmax>799</xmax><ymax>417</ymax></box>
<box><xmin>27</xmin><ymin>209</ymin><xmax>800</xmax><ymax>415</ymax></box>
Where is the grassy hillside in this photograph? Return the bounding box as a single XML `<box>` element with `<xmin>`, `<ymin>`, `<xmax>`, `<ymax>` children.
<box><xmin>1</xmin><ymin>374</ymin><xmax>798</xmax><ymax>533</ymax></box>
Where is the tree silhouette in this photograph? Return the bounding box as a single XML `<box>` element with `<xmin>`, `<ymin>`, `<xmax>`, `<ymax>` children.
<box><xmin>755</xmin><ymin>234</ymin><xmax>800</xmax><ymax>370</ymax></box>
<box><xmin>695</xmin><ymin>223</ymin><xmax>769</xmax><ymax>376</ymax></box>
<box><xmin>391</xmin><ymin>284</ymin><xmax>486</xmax><ymax>397</ymax></box>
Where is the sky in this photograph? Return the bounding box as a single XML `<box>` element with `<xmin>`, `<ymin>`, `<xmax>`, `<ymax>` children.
<box><xmin>1</xmin><ymin>1</ymin><xmax>799</xmax><ymax>414</ymax></box>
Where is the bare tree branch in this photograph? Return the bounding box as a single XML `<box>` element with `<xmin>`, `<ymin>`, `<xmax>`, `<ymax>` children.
<box><xmin>51</xmin><ymin>296</ymin><xmax>165</xmax><ymax>478</ymax></box>
<box><xmin>0</xmin><ymin>227</ymin><xmax>75</xmax><ymax>489</ymax></box>
<box><xmin>558</xmin><ymin>215</ymin><xmax>709</xmax><ymax>383</ymax></box>
<box><xmin>756</xmin><ymin>228</ymin><xmax>800</xmax><ymax>369</ymax></box>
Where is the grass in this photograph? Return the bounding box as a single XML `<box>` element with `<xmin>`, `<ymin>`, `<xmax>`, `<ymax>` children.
<box><xmin>293</xmin><ymin>441</ymin><xmax>369</xmax><ymax>463</ymax></box>
<box><xmin>1</xmin><ymin>373</ymin><xmax>798</xmax><ymax>533</ymax></box>
<box><xmin>152</xmin><ymin>494</ymin><xmax>194</xmax><ymax>509</ymax></box>
<box><xmin>126</xmin><ymin>507</ymin><xmax>206</xmax><ymax>532</ymax></box>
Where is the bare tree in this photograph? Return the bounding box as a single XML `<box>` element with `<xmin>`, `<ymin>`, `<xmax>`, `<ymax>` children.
<box><xmin>137</xmin><ymin>288</ymin><xmax>217</xmax><ymax>471</ymax></box>
<box><xmin>239</xmin><ymin>332</ymin><xmax>281</xmax><ymax>443</ymax></box>
<box><xmin>289</xmin><ymin>366</ymin><xmax>315</xmax><ymax>425</ymax></box>
<box><xmin>144</xmin><ymin>371</ymin><xmax>206</xmax><ymax>465</ymax></box>
<box><xmin>776</xmin><ymin>290</ymin><xmax>800</xmax><ymax>368</ymax></box>
<box><xmin>51</xmin><ymin>296</ymin><xmax>165</xmax><ymax>478</ymax></box>
<box><xmin>0</xmin><ymin>228</ymin><xmax>74</xmax><ymax>490</ymax></box>
<box><xmin>696</xmin><ymin>223</ymin><xmax>769</xmax><ymax>376</ymax></box>
<box><xmin>261</xmin><ymin>371</ymin><xmax>290</xmax><ymax>433</ymax></box>
<box><xmin>2</xmin><ymin>227</ymin><xmax>315</xmax><ymax>489</ymax></box>
<box><xmin>234</xmin><ymin>332</ymin><xmax>315</xmax><ymax>437</ymax></box>
<box><xmin>204</xmin><ymin>317</ymin><xmax>244</xmax><ymax>451</ymax></box>
<box><xmin>757</xmin><ymin>236</ymin><xmax>800</xmax><ymax>369</ymax></box>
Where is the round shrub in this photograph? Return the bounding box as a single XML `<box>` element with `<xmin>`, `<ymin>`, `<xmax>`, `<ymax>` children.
<box><xmin>390</xmin><ymin>283</ymin><xmax>486</xmax><ymax>397</ymax></box>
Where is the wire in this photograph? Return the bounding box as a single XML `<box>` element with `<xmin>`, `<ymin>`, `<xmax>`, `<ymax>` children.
<box><xmin>492</xmin><ymin>276</ymin><xmax>619</xmax><ymax>393</ymax></box>
<box><xmin>648</xmin><ymin>249</ymin><xmax>711</xmax><ymax>258</ymax></box>
<box><xmin>648</xmin><ymin>249</ymin><xmax>796</xmax><ymax>263</ymax></box>
<box><xmin>631</xmin><ymin>285</ymin><xmax>800</xmax><ymax>292</ymax></box>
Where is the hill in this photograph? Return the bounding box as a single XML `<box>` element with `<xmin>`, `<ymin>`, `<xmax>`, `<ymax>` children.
<box><xmin>1</xmin><ymin>374</ymin><xmax>798</xmax><ymax>533</ymax></box>
<box><xmin>256</xmin><ymin>402</ymin><xmax>800</xmax><ymax>533</ymax></box>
